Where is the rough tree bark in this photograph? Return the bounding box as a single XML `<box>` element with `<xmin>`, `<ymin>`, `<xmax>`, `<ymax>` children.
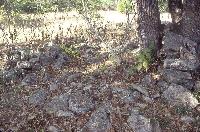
<box><xmin>180</xmin><ymin>0</ymin><xmax>200</xmax><ymax>43</ymax></box>
<box><xmin>134</xmin><ymin>0</ymin><xmax>161</xmax><ymax>50</ymax></box>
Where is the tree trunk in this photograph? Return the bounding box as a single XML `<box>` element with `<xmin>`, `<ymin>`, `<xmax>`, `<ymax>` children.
<box><xmin>134</xmin><ymin>0</ymin><xmax>161</xmax><ymax>50</ymax></box>
<box><xmin>180</xmin><ymin>0</ymin><xmax>200</xmax><ymax>43</ymax></box>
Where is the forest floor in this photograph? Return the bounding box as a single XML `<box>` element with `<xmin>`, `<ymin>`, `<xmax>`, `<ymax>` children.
<box><xmin>0</xmin><ymin>11</ymin><xmax>199</xmax><ymax>131</ymax></box>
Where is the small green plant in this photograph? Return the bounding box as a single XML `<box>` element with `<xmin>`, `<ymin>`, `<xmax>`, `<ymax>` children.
<box><xmin>117</xmin><ymin>0</ymin><xmax>133</xmax><ymax>13</ymax></box>
<box><xmin>60</xmin><ymin>44</ymin><xmax>80</xmax><ymax>58</ymax></box>
<box><xmin>158</xmin><ymin>0</ymin><xmax>168</xmax><ymax>13</ymax></box>
<box><xmin>194</xmin><ymin>91</ymin><xmax>200</xmax><ymax>102</ymax></box>
<box><xmin>135</xmin><ymin>43</ymin><xmax>155</xmax><ymax>71</ymax></box>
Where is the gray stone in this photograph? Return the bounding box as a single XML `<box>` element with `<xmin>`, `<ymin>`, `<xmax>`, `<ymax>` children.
<box><xmin>47</xmin><ymin>126</ymin><xmax>59</xmax><ymax>132</ymax></box>
<box><xmin>21</xmin><ymin>73</ymin><xmax>38</xmax><ymax>86</ymax></box>
<box><xmin>157</xmin><ymin>81</ymin><xmax>169</xmax><ymax>92</ymax></box>
<box><xmin>180</xmin><ymin>47</ymin><xmax>197</xmax><ymax>60</ymax></box>
<box><xmin>56</xmin><ymin>110</ymin><xmax>74</xmax><ymax>118</ymax></box>
<box><xmin>17</xmin><ymin>61</ymin><xmax>32</xmax><ymax>69</ymax></box>
<box><xmin>162</xmin><ymin>69</ymin><xmax>192</xmax><ymax>81</ymax></box>
<box><xmin>47</xmin><ymin>46</ymin><xmax>62</xmax><ymax>59</ymax></box>
<box><xmin>29</xmin><ymin>56</ymin><xmax>39</xmax><ymax>63</ymax></box>
<box><xmin>162</xmin><ymin>32</ymin><xmax>198</xmax><ymax>57</ymax></box>
<box><xmin>127</xmin><ymin>109</ymin><xmax>152</xmax><ymax>132</ymax></box>
<box><xmin>141</xmin><ymin>74</ymin><xmax>156</xmax><ymax>87</ymax></box>
<box><xmin>151</xmin><ymin>119</ymin><xmax>162</xmax><ymax>132</ymax></box>
<box><xmin>162</xmin><ymin>69</ymin><xmax>194</xmax><ymax>90</ymax></box>
<box><xmin>182</xmin><ymin>37</ymin><xmax>198</xmax><ymax>55</ymax></box>
<box><xmin>42</xmin><ymin>72</ymin><xmax>54</xmax><ymax>82</ymax></box>
<box><xmin>49</xmin><ymin>83</ymin><xmax>59</xmax><ymax>91</ymax></box>
<box><xmin>131</xmin><ymin>84</ymin><xmax>149</xmax><ymax>96</ymax></box>
<box><xmin>53</xmin><ymin>54</ymin><xmax>68</xmax><ymax>69</ymax></box>
<box><xmin>164</xmin><ymin>59</ymin><xmax>200</xmax><ymax>71</ymax></box>
<box><xmin>44</xmin><ymin>93</ymin><xmax>70</xmax><ymax>114</ymax></box>
<box><xmin>162</xmin><ymin>32</ymin><xmax>183</xmax><ymax>53</ymax></box>
<box><xmin>180</xmin><ymin>116</ymin><xmax>195</xmax><ymax>124</ymax></box>
<box><xmin>162</xmin><ymin>84</ymin><xmax>199</xmax><ymax>108</ymax></box>
<box><xmin>143</xmin><ymin>96</ymin><xmax>154</xmax><ymax>103</ymax></box>
<box><xmin>3</xmin><ymin>69</ymin><xmax>22</xmax><ymax>83</ymax></box>
<box><xmin>112</xmin><ymin>87</ymin><xmax>141</xmax><ymax>103</ymax></box>
<box><xmin>81</xmin><ymin>104</ymin><xmax>111</xmax><ymax>132</ymax></box>
<box><xmin>67</xmin><ymin>73</ymin><xmax>82</xmax><ymax>82</ymax></box>
<box><xmin>0</xmin><ymin>128</ymin><xmax>5</xmax><ymax>132</ymax></box>
<box><xmin>28</xmin><ymin>89</ymin><xmax>47</xmax><ymax>106</ymax></box>
<box><xmin>39</xmin><ymin>54</ymin><xmax>52</xmax><ymax>66</ymax></box>
<box><xmin>68</xmin><ymin>92</ymin><xmax>95</xmax><ymax>114</ymax></box>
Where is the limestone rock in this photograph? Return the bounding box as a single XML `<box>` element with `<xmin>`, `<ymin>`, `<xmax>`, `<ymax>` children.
<box><xmin>81</xmin><ymin>104</ymin><xmax>111</xmax><ymax>132</ymax></box>
<box><xmin>28</xmin><ymin>89</ymin><xmax>47</xmax><ymax>106</ymax></box>
<box><xmin>112</xmin><ymin>87</ymin><xmax>141</xmax><ymax>103</ymax></box>
<box><xmin>44</xmin><ymin>93</ymin><xmax>70</xmax><ymax>114</ymax></box>
<box><xmin>164</xmin><ymin>59</ymin><xmax>199</xmax><ymax>71</ymax></box>
<box><xmin>21</xmin><ymin>73</ymin><xmax>38</xmax><ymax>86</ymax></box>
<box><xmin>162</xmin><ymin>69</ymin><xmax>194</xmax><ymax>90</ymax></box>
<box><xmin>127</xmin><ymin>109</ymin><xmax>152</xmax><ymax>132</ymax></box>
<box><xmin>68</xmin><ymin>92</ymin><xmax>95</xmax><ymax>114</ymax></box>
<box><xmin>162</xmin><ymin>84</ymin><xmax>199</xmax><ymax>108</ymax></box>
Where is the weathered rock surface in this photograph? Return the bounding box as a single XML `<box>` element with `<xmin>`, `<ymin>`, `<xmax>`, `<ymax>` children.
<box><xmin>164</xmin><ymin>59</ymin><xmax>199</xmax><ymax>71</ymax></box>
<box><xmin>112</xmin><ymin>87</ymin><xmax>140</xmax><ymax>103</ymax></box>
<box><xmin>157</xmin><ymin>81</ymin><xmax>169</xmax><ymax>92</ymax></box>
<box><xmin>47</xmin><ymin>126</ymin><xmax>60</xmax><ymax>132</ymax></box>
<box><xmin>131</xmin><ymin>84</ymin><xmax>149</xmax><ymax>96</ymax></box>
<box><xmin>180</xmin><ymin>116</ymin><xmax>195</xmax><ymax>124</ymax></box>
<box><xmin>162</xmin><ymin>84</ymin><xmax>199</xmax><ymax>108</ymax></box>
<box><xmin>28</xmin><ymin>89</ymin><xmax>47</xmax><ymax>106</ymax></box>
<box><xmin>68</xmin><ymin>92</ymin><xmax>95</xmax><ymax>114</ymax></box>
<box><xmin>162</xmin><ymin>69</ymin><xmax>194</xmax><ymax>90</ymax></box>
<box><xmin>21</xmin><ymin>73</ymin><xmax>38</xmax><ymax>86</ymax></box>
<box><xmin>44</xmin><ymin>93</ymin><xmax>70</xmax><ymax>114</ymax></box>
<box><xmin>81</xmin><ymin>103</ymin><xmax>111</xmax><ymax>132</ymax></box>
<box><xmin>162</xmin><ymin>32</ymin><xmax>198</xmax><ymax>57</ymax></box>
<box><xmin>56</xmin><ymin>110</ymin><xmax>74</xmax><ymax>118</ymax></box>
<box><xmin>127</xmin><ymin>109</ymin><xmax>152</xmax><ymax>132</ymax></box>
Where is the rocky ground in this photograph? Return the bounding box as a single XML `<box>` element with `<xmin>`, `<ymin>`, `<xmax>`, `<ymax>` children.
<box><xmin>0</xmin><ymin>20</ymin><xmax>200</xmax><ymax>131</ymax></box>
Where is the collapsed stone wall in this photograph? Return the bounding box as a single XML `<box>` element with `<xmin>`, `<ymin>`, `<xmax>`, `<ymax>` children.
<box><xmin>158</xmin><ymin>31</ymin><xmax>199</xmax><ymax>109</ymax></box>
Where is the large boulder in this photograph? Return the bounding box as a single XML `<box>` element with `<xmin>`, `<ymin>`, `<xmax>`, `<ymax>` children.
<box><xmin>164</xmin><ymin>59</ymin><xmax>200</xmax><ymax>71</ymax></box>
<box><xmin>44</xmin><ymin>93</ymin><xmax>70</xmax><ymax>114</ymax></box>
<box><xmin>68</xmin><ymin>92</ymin><xmax>95</xmax><ymax>114</ymax></box>
<box><xmin>81</xmin><ymin>103</ymin><xmax>112</xmax><ymax>132</ymax></box>
<box><xmin>162</xmin><ymin>84</ymin><xmax>199</xmax><ymax>108</ymax></box>
<box><xmin>162</xmin><ymin>32</ymin><xmax>198</xmax><ymax>56</ymax></box>
<box><xmin>161</xmin><ymin>69</ymin><xmax>194</xmax><ymax>90</ymax></box>
<box><xmin>127</xmin><ymin>109</ymin><xmax>152</xmax><ymax>132</ymax></box>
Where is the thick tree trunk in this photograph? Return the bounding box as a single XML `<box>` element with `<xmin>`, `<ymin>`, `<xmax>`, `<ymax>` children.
<box><xmin>134</xmin><ymin>0</ymin><xmax>161</xmax><ymax>50</ymax></box>
<box><xmin>181</xmin><ymin>0</ymin><xmax>200</xmax><ymax>43</ymax></box>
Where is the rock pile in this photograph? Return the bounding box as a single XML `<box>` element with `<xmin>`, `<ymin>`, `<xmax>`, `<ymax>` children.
<box><xmin>1</xmin><ymin>32</ymin><xmax>199</xmax><ymax>131</ymax></box>
<box><xmin>159</xmin><ymin>31</ymin><xmax>199</xmax><ymax>108</ymax></box>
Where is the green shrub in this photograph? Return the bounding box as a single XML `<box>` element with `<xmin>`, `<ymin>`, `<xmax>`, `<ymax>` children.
<box><xmin>194</xmin><ymin>91</ymin><xmax>200</xmax><ymax>102</ymax></box>
<box><xmin>117</xmin><ymin>0</ymin><xmax>133</xmax><ymax>13</ymax></box>
<box><xmin>158</xmin><ymin>0</ymin><xmax>168</xmax><ymax>13</ymax></box>
<box><xmin>135</xmin><ymin>43</ymin><xmax>155</xmax><ymax>71</ymax></box>
<box><xmin>20</xmin><ymin>1</ymin><xmax>39</xmax><ymax>13</ymax></box>
<box><xmin>60</xmin><ymin>44</ymin><xmax>80</xmax><ymax>58</ymax></box>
